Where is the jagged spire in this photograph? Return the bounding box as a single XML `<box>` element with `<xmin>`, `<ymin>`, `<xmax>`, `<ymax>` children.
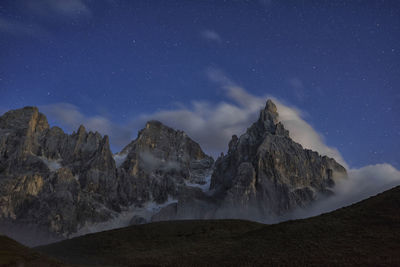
<box><xmin>266</xmin><ymin>99</ymin><xmax>277</xmax><ymax>113</ymax></box>
<box><xmin>260</xmin><ymin>99</ymin><xmax>278</xmax><ymax>123</ymax></box>
<box><xmin>77</xmin><ymin>124</ymin><xmax>86</xmax><ymax>135</ymax></box>
<box><xmin>257</xmin><ymin>99</ymin><xmax>279</xmax><ymax>133</ymax></box>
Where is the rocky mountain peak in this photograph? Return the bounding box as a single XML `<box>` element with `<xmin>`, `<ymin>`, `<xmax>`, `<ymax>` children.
<box><xmin>145</xmin><ymin>120</ymin><xmax>163</xmax><ymax>129</ymax></box>
<box><xmin>265</xmin><ymin>99</ymin><xmax>278</xmax><ymax>113</ymax></box>
<box><xmin>121</xmin><ymin>120</ymin><xmax>207</xmax><ymax>160</ymax></box>
<box><xmin>141</xmin><ymin>120</ymin><xmax>183</xmax><ymax>137</ymax></box>
<box><xmin>137</xmin><ymin>120</ymin><xmax>181</xmax><ymax>144</ymax></box>
<box><xmin>0</xmin><ymin>106</ymin><xmax>49</xmax><ymax>133</ymax></box>
<box><xmin>0</xmin><ymin>103</ymin><xmax>348</xmax><ymax>245</ymax></box>
<box><xmin>76</xmin><ymin>124</ymin><xmax>86</xmax><ymax>135</ymax></box>
<box><xmin>0</xmin><ymin>106</ymin><xmax>121</xmax><ymax>241</ymax></box>
<box><xmin>256</xmin><ymin>99</ymin><xmax>279</xmax><ymax>133</ymax></box>
<box><xmin>210</xmin><ymin>99</ymin><xmax>347</xmax><ymax>218</ymax></box>
<box><xmin>115</xmin><ymin>120</ymin><xmax>214</xmax><ymax>205</ymax></box>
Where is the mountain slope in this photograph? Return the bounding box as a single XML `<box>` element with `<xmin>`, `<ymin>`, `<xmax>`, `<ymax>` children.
<box><xmin>36</xmin><ymin>185</ymin><xmax>400</xmax><ymax>266</ymax></box>
<box><xmin>154</xmin><ymin>99</ymin><xmax>347</xmax><ymax>222</ymax></box>
<box><xmin>0</xmin><ymin>100</ymin><xmax>347</xmax><ymax>246</ymax></box>
<box><xmin>210</xmin><ymin>99</ymin><xmax>347</xmax><ymax>218</ymax></box>
<box><xmin>0</xmin><ymin>107</ymin><xmax>213</xmax><ymax>245</ymax></box>
<box><xmin>116</xmin><ymin>120</ymin><xmax>214</xmax><ymax>205</ymax></box>
<box><xmin>0</xmin><ymin>235</ymin><xmax>65</xmax><ymax>266</ymax></box>
<box><xmin>0</xmin><ymin>107</ymin><xmax>122</xmax><ymax>244</ymax></box>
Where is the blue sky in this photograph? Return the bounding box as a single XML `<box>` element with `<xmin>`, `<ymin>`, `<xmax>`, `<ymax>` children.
<box><xmin>0</xmin><ymin>0</ymin><xmax>399</xmax><ymax>169</ymax></box>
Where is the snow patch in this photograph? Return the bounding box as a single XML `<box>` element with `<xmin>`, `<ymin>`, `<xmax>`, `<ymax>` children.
<box><xmin>185</xmin><ymin>175</ymin><xmax>212</xmax><ymax>192</ymax></box>
<box><xmin>73</xmin><ymin>197</ymin><xmax>178</xmax><ymax>237</ymax></box>
<box><xmin>140</xmin><ymin>152</ymin><xmax>181</xmax><ymax>172</ymax></box>
<box><xmin>113</xmin><ymin>153</ymin><xmax>127</xmax><ymax>167</ymax></box>
<box><xmin>144</xmin><ymin>196</ymin><xmax>178</xmax><ymax>214</ymax></box>
<box><xmin>39</xmin><ymin>157</ymin><xmax>62</xmax><ymax>171</ymax></box>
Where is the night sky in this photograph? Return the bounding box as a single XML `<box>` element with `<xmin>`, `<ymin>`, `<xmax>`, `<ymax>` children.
<box><xmin>0</xmin><ymin>0</ymin><xmax>399</xmax><ymax>169</ymax></box>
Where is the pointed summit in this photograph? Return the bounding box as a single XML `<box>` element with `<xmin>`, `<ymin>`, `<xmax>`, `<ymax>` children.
<box><xmin>77</xmin><ymin>124</ymin><xmax>86</xmax><ymax>135</ymax></box>
<box><xmin>121</xmin><ymin>120</ymin><xmax>209</xmax><ymax>161</ymax></box>
<box><xmin>145</xmin><ymin>120</ymin><xmax>163</xmax><ymax>129</ymax></box>
<box><xmin>266</xmin><ymin>99</ymin><xmax>278</xmax><ymax>113</ymax></box>
<box><xmin>256</xmin><ymin>99</ymin><xmax>279</xmax><ymax>133</ymax></box>
<box><xmin>211</xmin><ymin>98</ymin><xmax>347</xmax><ymax>218</ymax></box>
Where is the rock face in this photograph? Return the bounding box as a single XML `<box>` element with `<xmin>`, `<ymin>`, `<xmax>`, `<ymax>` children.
<box><xmin>116</xmin><ymin>120</ymin><xmax>214</xmax><ymax>205</ymax></box>
<box><xmin>0</xmin><ymin>107</ymin><xmax>213</xmax><ymax>244</ymax></box>
<box><xmin>0</xmin><ymin>101</ymin><xmax>346</xmax><ymax>245</ymax></box>
<box><xmin>0</xmin><ymin>107</ymin><xmax>119</xmax><ymax>238</ymax></box>
<box><xmin>209</xmin><ymin>100</ymin><xmax>347</xmax><ymax>219</ymax></box>
<box><xmin>151</xmin><ymin>100</ymin><xmax>347</xmax><ymax>222</ymax></box>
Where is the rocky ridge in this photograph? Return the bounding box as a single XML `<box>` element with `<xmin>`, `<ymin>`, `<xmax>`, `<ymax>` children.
<box><xmin>209</xmin><ymin>100</ymin><xmax>346</xmax><ymax>219</ymax></box>
<box><xmin>0</xmin><ymin>100</ymin><xmax>346</xmax><ymax>245</ymax></box>
<box><xmin>152</xmin><ymin>100</ymin><xmax>347</xmax><ymax>221</ymax></box>
<box><xmin>0</xmin><ymin>107</ymin><xmax>213</xmax><ymax>245</ymax></box>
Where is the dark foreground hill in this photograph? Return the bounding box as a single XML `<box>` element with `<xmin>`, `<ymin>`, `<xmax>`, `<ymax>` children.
<box><xmin>1</xmin><ymin>186</ymin><xmax>399</xmax><ymax>266</ymax></box>
<box><xmin>0</xmin><ymin>235</ymin><xmax>65</xmax><ymax>266</ymax></box>
<box><xmin>32</xmin><ymin>185</ymin><xmax>400</xmax><ymax>267</ymax></box>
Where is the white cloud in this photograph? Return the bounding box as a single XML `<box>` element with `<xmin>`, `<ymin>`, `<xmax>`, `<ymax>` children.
<box><xmin>273</xmin><ymin>100</ymin><xmax>347</xmax><ymax>168</ymax></box>
<box><xmin>36</xmin><ymin>68</ymin><xmax>347</xmax><ymax>169</ymax></box>
<box><xmin>137</xmin><ymin>76</ymin><xmax>264</xmax><ymax>156</ymax></box>
<box><xmin>24</xmin><ymin>0</ymin><xmax>91</xmax><ymax>19</ymax></box>
<box><xmin>140</xmin><ymin>67</ymin><xmax>347</xmax><ymax>168</ymax></box>
<box><xmin>0</xmin><ymin>0</ymin><xmax>92</xmax><ymax>38</ymax></box>
<box><xmin>40</xmin><ymin>103</ymin><xmax>132</xmax><ymax>148</ymax></box>
<box><xmin>208</xmin><ymin>68</ymin><xmax>346</xmax><ymax>166</ymax></box>
<box><xmin>344</xmin><ymin>164</ymin><xmax>400</xmax><ymax>203</ymax></box>
<box><xmin>201</xmin><ymin>30</ymin><xmax>222</xmax><ymax>43</ymax></box>
<box><xmin>0</xmin><ymin>17</ymin><xmax>49</xmax><ymax>38</ymax></box>
<box><xmin>140</xmin><ymin>151</ymin><xmax>181</xmax><ymax>172</ymax></box>
<box><xmin>287</xmin><ymin>77</ymin><xmax>306</xmax><ymax>101</ymax></box>
<box><xmin>29</xmin><ymin>68</ymin><xmax>400</xmax><ymax>219</ymax></box>
<box><xmin>290</xmin><ymin>163</ymin><xmax>400</xmax><ymax>219</ymax></box>
<box><xmin>288</xmin><ymin>77</ymin><xmax>304</xmax><ymax>89</ymax></box>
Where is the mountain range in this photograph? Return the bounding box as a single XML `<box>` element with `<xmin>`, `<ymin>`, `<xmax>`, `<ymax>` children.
<box><xmin>0</xmin><ymin>99</ymin><xmax>346</xmax><ymax>246</ymax></box>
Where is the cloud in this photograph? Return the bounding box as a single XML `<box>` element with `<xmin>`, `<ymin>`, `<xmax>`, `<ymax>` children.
<box><xmin>139</xmin><ymin>67</ymin><xmax>347</xmax><ymax>168</ymax></box>
<box><xmin>28</xmin><ymin>68</ymin><xmax>400</xmax><ymax>221</ymax></box>
<box><xmin>140</xmin><ymin>151</ymin><xmax>181</xmax><ymax>172</ymax></box>
<box><xmin>208</xmin><ymin>68</ymin><xmax>346</xmax><ymax>166</ymax></box>
<box><xmin>0</xmin><ymin>0</ymin><xmax>92</xmax><ymax>38</ymax></box>
<box><xmin>137</xmin><ymin>83</ymin><xmax>264</xmax><ymax>157</ymax></box>
<box><xmin>201</xmin><ymin>30</ymin><xmax>222</xmax><ymax>43</ymax></box>
<box><xmin>290</xmin><ymin>163</ymin><xmax>400</xmax><ymax>219</ymax></box>
<box><xmin>23</xmin><ymin>0</ymin><xmax>91</xmax><ymax>19</ymax></box>
<box><xmin>0</xmin><ymin>17</ymin><xmax>49</xmax><ymax>38</ymax></box>
<box><xmin>287</xmin><ymin>77</ymin><xmax>306</xmax><ymax>101</ymax></box>
<box><xmin>288</xmin><ymin>77</ymin><xmax>304</xmax><ymax>89</ymax></box>
<box><xmin>36</xmin><ymin>67</ymin><xmax>346</xmax><ymax>168</ymax></box>
<box><xmin>259</xmin><ymin>0</ymin><xmax>273</xmax><ymax>7</ymax></box>
<box><xmin>40</xmin><ymin>103</ymin><xmax>132</xmax><ymax>148</ymax></box>
<box><xmin>273</xmin><ymin>100</ymin><xmax>347</xmax><ymax>168</ymax></box>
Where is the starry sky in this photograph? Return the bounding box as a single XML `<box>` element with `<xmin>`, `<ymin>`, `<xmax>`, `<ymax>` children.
<box><xmin>0</xmin><ymin>0</ymin><xmax>399</xmax><ymax>169</ymax></box>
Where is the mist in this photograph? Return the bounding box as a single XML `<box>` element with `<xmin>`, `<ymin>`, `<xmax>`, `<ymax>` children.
<box><xmin>40</xmin><ymin>69</ymin><xmax>400</xmax><ymax>224</ymax></box>
<box><xmin>4</xmin><ymin>69</ymin><xmax>398</xmax><ymax>247</ymax></box>
<box><xmin>288</xmin><ymin>164</ymin><xmax>400</xmax><ymax>220</ymax></box>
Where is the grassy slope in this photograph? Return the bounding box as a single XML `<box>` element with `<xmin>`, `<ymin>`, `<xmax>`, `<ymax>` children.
<box><xmin>36</xmin><ymin>186</ymin><xmax>400</xmax><ymax>267</ymax></box>
<box><xmin>0</xmin><ymin>235</ymin><xmax>65</xmax><ymax>267</ymax></box>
